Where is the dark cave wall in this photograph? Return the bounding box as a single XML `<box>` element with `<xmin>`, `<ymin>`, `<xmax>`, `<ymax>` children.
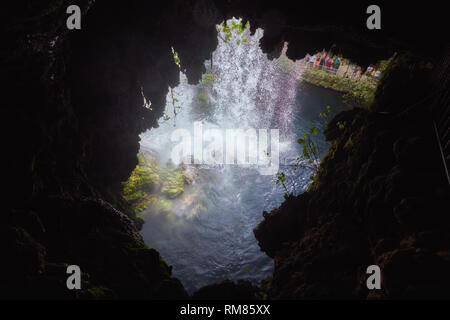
<box><xmin>4</xmin><ymin>0</ymin><xmax>448</xmax><ymax>209</ymax></box>
<box><xmin>1</xmin><ymin>0</ymin><xmax>225</xmax><ymax>299</ymax></box>
<box><xmin>67</xmin><ymin>1</ymin><xmax>221</xmax><ymax>192</ymax></box>
<box><xmin>1</xmin><ymin>0</ymin><xmax>449</xmax><ymax>299</ymax></box>
<box><xmin>431</xmin><ymin>44</ymin><xmax>450</xmax><ymax>180</ymax></box>
<box><xmin>254</xmin><ymin>54</ymin><xmax>450</xmax><ymax>299</ymax></box>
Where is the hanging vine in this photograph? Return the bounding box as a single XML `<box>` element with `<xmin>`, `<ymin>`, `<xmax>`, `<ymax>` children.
<box><xmin>162</xmin><ymin>47</ymin><xmax>185</xmax><ymax>125</ymax></box>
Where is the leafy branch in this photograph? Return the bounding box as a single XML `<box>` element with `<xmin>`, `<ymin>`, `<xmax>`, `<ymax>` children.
<box><xmin>172</xmin><ymin>47</ymin><xmax>181</xmax><ymax>68</ymax></box>
<box><xmin>163</xmin><ymin>48</ymin><xmax>184</xmax><ymax>124</ymax></box>
<box><xmin>217</xmin><ymin>20</ymin><xmax>249</xmax><ymax>45</ymax></box>
<box><xmin>276</xmin><ymin>105</ymin><xmax>332</xmax><ymax>199</ymax></box>
<box><xmin>275</xmin><ymin>172</ymin><xmax>292</xmax><ymax>199</ymax></box>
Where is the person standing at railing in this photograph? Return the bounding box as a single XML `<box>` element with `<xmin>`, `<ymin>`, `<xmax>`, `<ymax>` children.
<box><xmin>374</xmin><ymin>70</ymin><xmax>381</xmax><ymax>79</ymax></box>
<box><xmin>309</xmin><ymin>55</ymin><xmax>316</xmax><ymax>68</ymax></box>
<box><xmin>304</xmin><ymin>54</ymin><xmax>310</xmax><ymax>64</ymax></box>
<box><xmin>331</xmin><ymin>57</ymin><xmax>337</xmax><ymax>69</ymax></box>
<box><xmin>327</xmin><ymin>57</ymin><xmax>333</xmax><ymax>69</ymax></box>
<box><xmin>371</xmin><ymin>69</ymin><xmax>377</xmax><ymax>78</ymax></box>
<box><xmin>333</xmin><ymin>57</ymin><xmax>341</xmax><ymax>71</ymax></box>
<box><xmin>319</xmin><ymin>56</ymin><xmax>326</xmax><ymax>69</ymax></box>
<box><xmin>352</xmin><ymin>65</ymin><xmax>358</xmax><ymax>78</ymax></box>
<box><xmin>314</xmin><ymin>54</ymin><xmax>320</xmax><ymax>67</ymax></box>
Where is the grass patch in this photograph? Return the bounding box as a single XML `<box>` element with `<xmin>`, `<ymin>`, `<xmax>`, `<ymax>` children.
<box><xmin>301</xmin><ymin>68</ymin><xmax>377</xmax><ymax>109</ymax></box>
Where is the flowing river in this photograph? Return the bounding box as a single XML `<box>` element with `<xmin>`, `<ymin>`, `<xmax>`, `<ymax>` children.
<box><xmin>139</xmin><ymin>21</ymin><xmax>348</xmax><ymax>293</ymax></box>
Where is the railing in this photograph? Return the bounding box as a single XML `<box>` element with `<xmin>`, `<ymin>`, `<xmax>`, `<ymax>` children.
<box><xmin>431</xmin><ymin>46</ymin><xmax>450</xmax><ymax>185</ymax></box>
<box><xmin>302</xmin><ymin>61</ymin><xmax>339</xmax><ymax>75</ymax></box>
<box><xmin>298</xmin><ymin>61</ymin><xmax>380</xmax><ymax>88</ymax></box>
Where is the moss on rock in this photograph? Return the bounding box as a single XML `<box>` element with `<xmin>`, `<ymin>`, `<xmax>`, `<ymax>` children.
<box><xmin>160</xmin><ymin>168</ymin><xmax>185</xmax><ymax>199</ymax></box>
<box><xmin>121</xmin><ymin>152</ymin><xmax>189</xmax><ymax>219</ymax></box>
<box><xmin>201</xmin><ymin>73</ymin><xmax>215</xmax><ymax>85</ymax></box>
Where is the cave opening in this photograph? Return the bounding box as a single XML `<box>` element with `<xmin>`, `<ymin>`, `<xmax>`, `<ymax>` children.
<box><xmin>124</xmin><ymin>18</ymin><xmax>356</xmax><ymax>293</ymax></box>
<box><xmin>4</xmin><ymin>0</ymin><xmax>450</xmax><ymax>301</ymax></box>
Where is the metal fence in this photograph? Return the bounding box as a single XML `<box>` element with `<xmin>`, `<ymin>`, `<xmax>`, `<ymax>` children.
<box><xmin>302</xmin><ymin>61</ymin><xmax>339</xmax><ymax>75</ymax></box>
<box><xmin>432</xmin><ymin>45</ymin><xmax>450</xmax><ymax>185</ymax></box>
<box><xmin>299</xmin><ymin>61</ymin><xmax>380</xmax><ymax>86</ymax></box>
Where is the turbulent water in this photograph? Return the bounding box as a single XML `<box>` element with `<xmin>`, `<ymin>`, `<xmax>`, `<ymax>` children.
<box><xmin>139</xmin><ymin>21</ymin><xmax>347</xmax><ymax>293</ymax></box>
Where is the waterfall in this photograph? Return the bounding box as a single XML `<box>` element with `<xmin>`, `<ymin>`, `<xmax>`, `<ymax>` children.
<box><xmin>138</xmin><ymin>19</ymin><xmax>308</xmax><ymax>293</ymax></box>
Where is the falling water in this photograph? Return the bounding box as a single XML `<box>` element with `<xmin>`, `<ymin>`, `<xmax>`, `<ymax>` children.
<box><xmin>138</xmin><ymin>19</ymin><xmax>345</xmax><ymax>293</ymax></box>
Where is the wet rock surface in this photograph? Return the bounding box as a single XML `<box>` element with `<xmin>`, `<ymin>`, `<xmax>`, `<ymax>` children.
<box><xmin>1</xmin><ymin>198</ymin><xmax>188</xmax><ymax>299</ymax></box>
<box><xmin>254</xmin><ymin>56</ymin><xmax>450</xmax><ymax>299</ymax></box>
<box><xmin>192</xmin><ymin>280</ymin><xmax>262</xmax><ymax>300</ymax></box>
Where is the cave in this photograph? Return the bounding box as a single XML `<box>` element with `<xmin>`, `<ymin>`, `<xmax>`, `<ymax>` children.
<box><xmin>2</xmin><ymin>0</ymin><xmax>450</xmax><ymax>303</ymax></box>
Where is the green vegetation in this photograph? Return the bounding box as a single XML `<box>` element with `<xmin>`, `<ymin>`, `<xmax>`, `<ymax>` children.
<box><xmin>217</xmin><ymin>20</ymin><xmax>249</xmax><ymax>45</ymax></box>
<box><xmin>195</xmin><ymin>89</ymin><xmax>210</xmax><ymax>111</ymax></box>
<box><xmin>150</xmin><ymin>196</ymin><xmax>174</xmax><ymax>212</ymax></box>
<box><xmin>296</xmin><ymin>125</ymin><xmax>320</xmax><ymax>169</ymax></box>
<box><xmin>123</xmin><ymin>154</ymin><xmax>158</xmax><ymax>199</ymax></box>
<box><xmin>344</xmin><ymin>136</ymin><xmax>354</xmax><ymax>150</ymax></box>
<box><xmin>172</xmin><ymin>48</ymin><xmax>181</xmax><ymax>68</ymax></box>
<box><xmin>160</xmin><ymin>167</ymin><xmax>185</xmax><ymax>199</ymax></box>
<box><xmin>122</xmin><ymin>153</ymin><xmax>189</xmax><ymax>219</ymax></box>
<box><xmin>201</xmin><ymin>73</ymin><xmax>216</xmax><ymax>85</ymax></box>
<box><xmin>166</xmin><ymin>49</ymin><xmax>183</xmax><ymax>123</ymax></box>
<box><xmin>336</xmin><ymin>121</ymin><xmax>346</xmax><ymax>130</ymax></box>
<box><xmin>196</xmin><ymin>72</ymin><xmax>216</xmax><ymax>110</ymax></box>
<box><xmin>197</xmin><ymin>91</ymin><xmax>208</xmax><ymax>102</ymax></box>
<box><xmin>259</xmin><ymin>276</ymin><xmax>273</xmax><ymax>300</ymax></box>
<box><xmin>170</xmin><ymin>87</ymin><xmax>182</xmax><ymax>119</ymax></box>
<box><xmin>197</xmin><ymin>91</ymin><xmax>208</xmax><ymax>103</ymax></box>
<box><xmin>86</xmin><ymin>286</ymin><xmax>115</xmax><ymax>299</ymax></box>
<box><xmin>377</xmin><ymin>54</ymin><xmax>396</xmax><ymax>72</ymax></box>
<box><xmin>301</xmin><ymin>68</ymin><xmax>376</xmax><ymax>109</ymax></box>
<box><xmin>122</xmin><ymin>153</ymin><xmax>157</xmax><ymax>217</ymax></box>
<box><xmin>276</xmin><ymin>55</ymin><xmax>296</xmax><ymax>74</ymax></box>
<box><xmin>275</xmin><ymin>172</ymin><xmax>290</xmax><ymax>199</ymax></box>
<box><xmin>307</xmin><ymin>107</ymin><xmax>367</xmax><ymax>193</ymax></box>
<box><xmin>276</xmin><ymin>106</ymin><xmax>332</xmax><ymax>198</ymax></box>
<box><xmin>162</xmin><ymin>86</ymin><xmax>182</xmax><ymax>123</ymax></box>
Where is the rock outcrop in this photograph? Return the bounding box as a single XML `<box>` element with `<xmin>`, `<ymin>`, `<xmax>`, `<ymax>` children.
<box><xmin>1</xmin><ymin>197</ymin><xmax>187</xmax><ymax>299</ymax></box>
<box><xmin>254</xmin><ymin>55</ymin><xmax>450</xmax><ymax>299</ymax></box>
